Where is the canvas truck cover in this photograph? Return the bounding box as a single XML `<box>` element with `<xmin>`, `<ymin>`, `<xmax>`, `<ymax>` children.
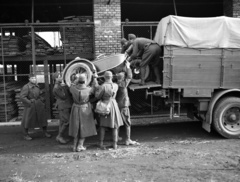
<box><xmin>154</xmin><ymin>15</ymin><xmax>240</xmax><ymax>49</ymax></box>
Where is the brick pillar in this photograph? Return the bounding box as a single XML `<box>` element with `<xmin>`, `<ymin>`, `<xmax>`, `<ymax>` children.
<box><xmin>93</xmin><ymin>0</ymin><xmax>122</xmax><ymax>57</ymax></box>
<box><xmin>223</xmin><ymin>0</ymin><xmax>240</xmax><ymax>17</ymax></box>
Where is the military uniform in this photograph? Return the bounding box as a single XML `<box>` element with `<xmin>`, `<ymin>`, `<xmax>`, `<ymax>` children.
<box><xmin>53</xmin><ymin>82</ymin><xmax>73</xmax><ymax>142</ymax></box>
<box><xmin>130</xmin><ymin>37</ymin><xmax>161</xmax><ymax>67</ymax></box>
<box><xmin>97</xmin><ymin>82</ymin><xmax>123</xmax><ymax>129</ymax></box>
<box><xmin>69</xmin><ymin>84</ymin><xmax>97</xmax><ymax>138</ymax></box>
<box><xmin>96</xmin><ymin>71</ymin><xmax>123</xmax><ymax>150</ymax></box>
<box><xmin>20</xmin><ymin>79</ymin><xmax>51</xmax><ymax>140</ymax></box>
<box><xmin>69</xmin><ymin>74</ymin><xmax>98</xmax><ymax>152</ymax></box>
<box><xmin>116</xmin><ymin>66</ymin><xmax>140</xmax><ymax>146</ymax></box>
<box><xmin>116</xmin><ymin>67</ymin><xmax>132</xmax><ymax>127</ymax></box>
<box><xmin>20</xmin><ymin>82</ymin><xmax>47</xmax><ymax>129</ymax></box>
<box><xmin>130</xmin><ymin>37</ymin><xmax>162</xmax><ymax>85</ymax></box>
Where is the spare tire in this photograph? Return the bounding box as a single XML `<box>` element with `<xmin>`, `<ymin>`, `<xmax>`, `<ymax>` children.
<box><xmin>63</xmin><ymin>62</ymin><xmax>93</xmax><ymax>86</ymax></box>
<box><xmin>130</xmin><ymin>60</ymin><xmax>150</xmax><ymax>83</ymax></box>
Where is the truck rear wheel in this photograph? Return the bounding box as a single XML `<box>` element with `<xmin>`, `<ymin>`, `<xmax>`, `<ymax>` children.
<box><xmin>213</xmin><ymin>97</ymin><xmax>240</xmax><ymax>139</ymax></box>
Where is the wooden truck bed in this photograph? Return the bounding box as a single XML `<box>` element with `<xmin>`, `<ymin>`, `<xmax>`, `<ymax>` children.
<box><xmin>162</xmin><ymin>46</ymin><xmax>240</xmax><ymax>97</ymax></box>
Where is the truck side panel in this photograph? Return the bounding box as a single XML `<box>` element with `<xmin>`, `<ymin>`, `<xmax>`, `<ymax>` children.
<box><xmin>163</xmin><ymin>46</ymin><xmax>222</xmax><ymax>89</ymax></box>
<box><xmin>163</xmin><ymin>46</ymin><xmax>240</xmax><ymax>90</ymax></box>
<box><xmin>223</xmin><ymin>51</ymin><xmax>240</xmax><ymax>88</ymax></box>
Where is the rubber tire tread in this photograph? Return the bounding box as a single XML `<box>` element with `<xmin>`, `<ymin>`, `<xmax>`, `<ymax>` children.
<box><xmin>213</xmin><ymin>97</ymin><xmax>240</xmax><ymax>139</ymax></box>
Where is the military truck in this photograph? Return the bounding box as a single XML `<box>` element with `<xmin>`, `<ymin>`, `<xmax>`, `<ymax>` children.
<box><xmin>63</xmin><ymin>15</ymin><xmax>240</xmax><ymax>139</ymax></box>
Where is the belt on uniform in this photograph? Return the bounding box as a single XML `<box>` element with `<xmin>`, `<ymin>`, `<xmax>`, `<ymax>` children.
<box><xmin>73</xmin><ymin>103</ymin><xmax>88</xmax><ymax>108</ymax></box>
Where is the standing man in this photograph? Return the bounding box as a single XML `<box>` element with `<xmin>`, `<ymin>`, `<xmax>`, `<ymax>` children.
<box><xmin>127</xmin><ymin>35</ymin><xmax>161</xmax><ymax>86</ymax></box>
<box><xmin>116</xmin><ymin>61</ymin><xmax>140</xmax><ymax>146</ymax></box>
<box><xmin>20</xmin><ymin>73</ymin><xmax>51</xmax><ymax>140</ymax></box>
<box><xmin>69</xmin><ymin>74</ymin><xmax>98</xmax><ymax>152</ymax></box>
<box><xmin>96</xmin><ymin>71</ymin><xmax>123</xmax><ymax>150</ymax></box>
<box><xmin>52</xmin><ymin>72</ymin><xmax>73</xmax><ymax>144</ymax></box>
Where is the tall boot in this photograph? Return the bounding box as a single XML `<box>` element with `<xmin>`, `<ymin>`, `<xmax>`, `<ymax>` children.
<box><xmin>153</xmin><ymin>66</ymin><xmax>161</xmax><ymax>85</ymax></box>
<box><xmin>112</xmin><ymin>128</ymin><xmax>118</xmax><ymax>150</ymax></box>
<box><xmin>42</xmin><ymin>126</ymin><xmax>51</xmax><ymax>138</ymax></box>
<box><xmin>99</xmin><ymin>127</ymin><xmax>106</xmax><ymax>149</ymax></box>
<box><xmin>73</xmin><ymin>137</ymin><xmax>78</xmax><ymax>152</ymax></box>
<box><xmin>140</xmin><ymin>67</ymin><xmax>146</xmax><ymax>85</ymax></box>
<box><xmin>23</xmin><ymin>128</ymin><xmax>32</xmax><ymax>141</ymax></box>
<box><xmin>117</xmin><ymin>127</ymin><xmax>122</xmax><ymax>141</ymax></box>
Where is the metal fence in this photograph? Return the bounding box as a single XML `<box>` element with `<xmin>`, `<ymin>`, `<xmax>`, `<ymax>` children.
<box><xmin>0</xmin><ymin>22</ymin><xmax>161</xmax><ymax>123</ymax></box>
<box><xmin>122</xmin><ymin>22</ymin><xmax>158</xmax><ymax>40</ymax></box>
<box><xmin>0</xmin><ymin>22</ymin><xmax>94</xmax><ymax>122</ymax></box>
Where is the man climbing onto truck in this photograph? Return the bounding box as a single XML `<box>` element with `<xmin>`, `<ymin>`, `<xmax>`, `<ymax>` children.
<box><xmin>126</xmin><ymin>34</ymin><xmax>162</xmax><ymax>86</ymax></box>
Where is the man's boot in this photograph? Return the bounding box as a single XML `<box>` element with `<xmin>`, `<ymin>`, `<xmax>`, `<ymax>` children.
<box><xmin>23</xmin><ymin>128</ymin><xmax>32</xmax><ymax>141</ymax></box>
<box><xmin>140</xmin><ymin>67</ymin><xmax>146</xmax><ymax>85</ymax></box>
<box><xmin>73</xmin><ymin>137</ymin><xmax>78</xmax><ymax>152</ymax></box>
<box><xmin>112</xmin><ymin>128</ymin><xmax>118</xmax><ymax>150</ymax></box>
<box><xmin>99</xmin><ymin>127</ymin><xmax>106</xmax><ymax>150</ymax></box>
<box><xmin>42</xmin><ymin>126</ymin><xmax>51</xmax><ymax>138</ymax></box>
<box><xmin>117</xmin><ymin>128</ymin><xmax>122</xmax><ymax>141</ymax></box>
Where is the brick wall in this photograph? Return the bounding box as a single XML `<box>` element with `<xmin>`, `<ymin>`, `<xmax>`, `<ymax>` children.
<box><xmin>59</xmin><ymin>16</ymin><xmax>94</xmax><ymax>55</ymax></box>
<box><xmin>93</xmin><ymin>0</ymin><xmax>122</xmax><ymax>57</ymax></box>
<box><xmin>61</xmin><ymin>26</ymin><xmax>93</xmax><ymax>55</ymax></box>
<box><xmin>224</xmin><ymin>0</ymin><xmax>240</xmax><ymax>17</ymax></box>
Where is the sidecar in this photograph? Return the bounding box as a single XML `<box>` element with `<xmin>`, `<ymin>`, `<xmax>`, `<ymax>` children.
<box><xmin>62</xmin><ymin>53</ymin><xmax>149</xmax><ymax>86</ymax></box>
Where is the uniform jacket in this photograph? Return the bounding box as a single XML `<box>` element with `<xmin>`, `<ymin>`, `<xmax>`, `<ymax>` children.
<box><xmin>69</xmin><ymin>84</ymin><xmax>97</xmax><ymax>138</ymax></box>
<box><xmin>96</xmin><ymin>81</ymin><xmax>123</xmax><ymax>128</ymax></box>
<box><xmin>53</xmin><ymin>83</ymin><xmax>73</xmax><ymax>110</ymax></box>
<box><xmin>130</xmin><ymin>37</ymin><xmax>157</xmax><ymax>60</ymax></box>
<box><xmin>20</xmin><ymin>82</ymin><xmax>47</xmax><ymax>128</ymax></box>
<box><xmin>116</xmin><ymin>67</ymin><xmax>132</xmax><ymax>109</ymax></box>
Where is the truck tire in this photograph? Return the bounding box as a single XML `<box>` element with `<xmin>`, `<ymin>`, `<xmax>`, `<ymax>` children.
<box><xmin>213</xmin><ymin>97</ymin><xmax>240</xmax><ymax>139</ymax></box>
<box><xmin>64</xmin><ymin>62</ymin><xmax>92</xmax><ymax>86</ymax></box>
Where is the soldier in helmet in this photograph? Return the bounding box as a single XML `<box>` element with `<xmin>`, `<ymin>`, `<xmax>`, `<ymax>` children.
<box><xmin>96</xmin><ymin>71</ymin><xmax>123</xmax><ymax>150</ymax></box>
<box><xmin>52</xmin><ymin>72</ymin><xmax>73</xmax><ymax>144</ymax></box>
<box><xmin>20</xmin><ymin>73</ymin><xmax>51</xmax><ymax>140</ymax></box>
<box><xmin>69</xmin><ymin>74</ymin><xmax>98</xmax><ymax>152</ymax></box>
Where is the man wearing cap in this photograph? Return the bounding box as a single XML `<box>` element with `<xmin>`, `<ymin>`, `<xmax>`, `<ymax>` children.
<box><xmin>69</xmin><ymin>74</ymin><xmax>98</xmax><ymax>152</ymax></box>
<box><xmin>96</xmin><ymin>71</ymin><xmax>123</xmax><ymax>150</ymax></box>
<box><xmin>52</xmin><ymin>72</ymin><xmax>73</xmax><ymax>144</ymax></box>
<box><xmin>20</xmin><ymin>73</ymin><xmax>51</xmax><ymax>140</ymax></box>
<box><xmin>116</xmin><ymin>61</ymin><xmax>140</xmax><ymax>146</ymax></box>
<box><xmin>128</xmin><ymin>35</ymin><xmax>161</xmax><ymax>86</ymax></box>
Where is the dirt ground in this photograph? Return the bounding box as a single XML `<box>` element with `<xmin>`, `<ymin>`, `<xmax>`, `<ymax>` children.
<box><xmin>0</xmin><ymin>118</ymin><xmax>240</xmax><ymax>182</ymax></box>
